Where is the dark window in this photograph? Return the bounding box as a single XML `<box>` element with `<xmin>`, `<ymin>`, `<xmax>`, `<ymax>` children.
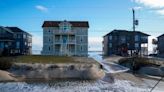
<box><xmin>81</xmin><ymin>38</ymin><xmax>82</xmax><ymax>42</ymax></box>
<box><xmin>81</xmin><ymin>46</ymin><xmax>83</xmax><ymax>51</ymax></box>
<box><xmin>17</xmin><ymin>34</ymin><xmax>21</xmax><ymax>38</ymax></box>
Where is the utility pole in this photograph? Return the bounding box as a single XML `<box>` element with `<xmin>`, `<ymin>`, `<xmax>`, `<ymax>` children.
<box><xmin>132</xmin><ymin>8</ymin><xmax>139</xmax><ymax>74</ymax></box>
<box><xmin>132</xmin><ymin>8</ymin><xmax>136</xmax><ymax>74</ymax></box>
<box><xmin>132</xmin><ymin>8</ymin><xmax>136</xmax><ymax>57</ymax></box>
<box><xmin>133</xmin><ymin>8</ymin><xmax>135</xmax><ymax>32</ymax></box>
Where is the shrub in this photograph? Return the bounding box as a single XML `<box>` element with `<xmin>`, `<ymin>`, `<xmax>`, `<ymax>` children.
<box><xmin>47</xmin><ymin>65</ymin><xmax>59</xmax><ymax>70</ymax></box>
<box><xmin>69</xmin><ymin>65</ymin><xmax>75</xmax><ymax>70</ymax></box>
<box><xmin>0</xmin><ymin>57</ymin><xmax>14</xmax><ymax>70</ymax></box>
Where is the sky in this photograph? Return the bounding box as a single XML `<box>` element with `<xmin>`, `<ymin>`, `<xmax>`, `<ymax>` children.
<box><xmin>0</xmin><ymin>0</ymin><xmax>164</xmax><ymax>53</ymax></box>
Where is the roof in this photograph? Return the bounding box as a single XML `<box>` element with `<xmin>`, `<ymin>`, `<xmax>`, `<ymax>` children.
<box><xmin>0</xmin><ymin>26</ymin><xmax>14</xmax><ymax>34</ymax></box>
<box><xmin>104</xmin><ymin>29</ymin><xmax>150</xmax><ymax>37</ymax></box>
<box><xmin>42</xmin><ymin>21</ymin><xmax>89</xmax><ymax>27</ymax></box>
<box><xmin>157</xmin><ymin>34</ymin><xmax>164</xmax><ymax>38</ymax></box>
<box><xmin>5</xmin><ymin>27</ymin><xmax>32</xmax><ymax>36</ymax></box>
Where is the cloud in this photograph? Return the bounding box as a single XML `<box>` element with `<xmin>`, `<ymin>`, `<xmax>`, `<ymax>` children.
<box><xmin>133</xmin><ymin>6</ymin><xmax>142</xmax><ymax>10</ymax></box>
<box><xmin>133</xmin><ymin>0</ymin><xmax>164</xmax><ymax>8</ymax></box>
<box><xmin>132</xmin><ymin>0</ymin><xmax>164</xmax><ymax>16</ymax></box>
<box><xmin>156</xmin><ymin>9</ymin><xmax>164</xmax><ymax>15</ymax></box>
<box><xmin>32</xmin><ymin>35</ymin><xmax>43</xmax><ymax>54</ymax></box>
<box><xmin>35</xmin><ymin>5</ymin><xmax>48</xmax><ymax>12</ymax></box>
<box><xmin>32</xmin><ymin>35</ymin><xmax>43</xmax><ymax>50</ymax></box>
<box><xmin>88</xmin><ymin>37</ymin><xmax>103</xmax><ymax>51</ymax></box>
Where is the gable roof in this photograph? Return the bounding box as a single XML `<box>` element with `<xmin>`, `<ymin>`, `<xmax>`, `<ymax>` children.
<box><xmin>5</xmin><ymin>27</ymin><xmax>32</xmax><ymax>36</ymax></box>
<box><xmin>6</xmin><ymin>27</ymin><xmax>24</xmax><ymax>32</ymax></box>
<box><xmin>0</xmin><ymin>26</ymin><xmax>15</xmax><ymax>41</ymax></box>
<box><xmin>104</xmin><ymin>29</ymin><xmax>150</xmax><ymax>37</ymax></box>
<box><xmin>157</xmin><ymin>34</ymin><xmax>164</xmax><ymax>38</ymax></box>
<box><xmin>42</xmin><ymin>21</ymin><xmax>89</xmax><ymax>28</ymax></box>
<box><xmin>0</xmin><ymin>26</ymin><xmax>14</xmax><ymax>34</ymax></box>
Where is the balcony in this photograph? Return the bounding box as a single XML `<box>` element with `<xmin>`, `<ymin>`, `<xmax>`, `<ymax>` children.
<box><xmin>0</xmin><ymin>34</ymin><xmax>14</xmax><ymax>41</ymax></box>
<box><xmin>141</xmin><ymin>38</ymin><xmax>148</xmax><ymax>43</ymax></box>
<box><xmin>54</xmin><ymin>44</ymin><xmax>75</xmax><ymax>56</ymax></box>
<box><xmin>54</xmin><ymin>30</ymin><xmax>75</xmax><ymax>35</ymax></box>
<box><xmin>54</xmin><ymin>39</ymin><xmax>76</xmax><ymax>44</ymax></box>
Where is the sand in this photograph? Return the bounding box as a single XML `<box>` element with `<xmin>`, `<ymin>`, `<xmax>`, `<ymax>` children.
<box><xmin>0</xmin><ymin>70</ymin><xmax>17</xmax><ymax>82</ymax></box>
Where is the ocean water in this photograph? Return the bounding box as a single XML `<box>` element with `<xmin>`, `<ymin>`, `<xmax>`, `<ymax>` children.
<box><xmin>0</xmin><ymin>80</ymin><xmax>149</xmax><ymax>92</ymax></box>
<box><xmin>88</xmin><ymin>52</ymin><xmax>129</xmax><ymax>73</ymax></box>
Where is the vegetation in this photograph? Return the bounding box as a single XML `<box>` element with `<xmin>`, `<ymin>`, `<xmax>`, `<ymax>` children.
<box><xmin>0</xmin><ymin>55</ymin><xmax>98</xmax><ymax>70</ymax></box>
<box><xmin>13</xmin><ymin>55</ymin><xmax>77</xmax><ymax>64</ymax></box>
<box><xmin>0</xmin><ymin>57</ymin><xmax>14</xmax><ymax>70</ymax></box>
<box><xmin>0</xmin><ymin>55</ymin><xmax>93</xmax><ymax>64</ymax></box>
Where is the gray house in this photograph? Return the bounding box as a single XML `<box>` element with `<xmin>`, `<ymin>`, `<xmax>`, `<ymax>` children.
<box><xmin>157</xmin><ymin>34</ymin><xmax>164</xmax><ymax>57</ymax></box>
<box><xmin>41</xmin><ymin>20</ymin><xmax>89</xmax><ymax>56</ymax></box>
<box><xmin>0</xmin><ymin>26</ymin><xmax>32</xmax><ymax>55</ymax></box>
<box><xmin>103</xmin><ymin>30</ymin><xmax>150</xmax><ymax>56</ymax></box>
<box><xmin>0</xmin><ymin>26</ymin><xmax>14</xmax><ymax>55</ymax></box>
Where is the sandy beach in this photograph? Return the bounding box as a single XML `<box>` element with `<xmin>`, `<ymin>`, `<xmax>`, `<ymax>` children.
<box><xmin>0</xmin><ymin>70</ymin><xmax>17</xmax><ymax>82</ymax></box>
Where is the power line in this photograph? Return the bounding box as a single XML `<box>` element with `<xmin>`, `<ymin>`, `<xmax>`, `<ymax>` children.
<box><xmin>27</xmin><ymin>31</ymin><xmax>164</xmax><ymax>33</ymax></box>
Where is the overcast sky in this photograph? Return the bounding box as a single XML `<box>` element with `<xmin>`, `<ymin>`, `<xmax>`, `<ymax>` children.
<box><xmin>0</xmin><ymin>0</ymin><xmax>164</xmax><ymax>53</ymax></box>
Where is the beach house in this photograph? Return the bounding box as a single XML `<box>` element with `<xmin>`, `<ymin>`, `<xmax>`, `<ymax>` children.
<box><xmin>103</xmin><ymin>29</ymin><xmax>150</xmax><ymax>56</ymax></box>
<box><xmin>41</xmin><ymin>20</ymin><xmax>89</xmax><ymax>56</ymax></box>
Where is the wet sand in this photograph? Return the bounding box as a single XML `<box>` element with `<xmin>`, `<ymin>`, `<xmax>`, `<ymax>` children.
<box><xmin>0</xmin><ymin>70</ymin><xmax>17</xmax><ymax>82</ymax></box>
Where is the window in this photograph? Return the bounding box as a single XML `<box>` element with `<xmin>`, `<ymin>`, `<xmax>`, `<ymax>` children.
<box><xmin>63</xmin><ymin>26</ymin><xmax>67</xmax><ymax>31</ymax></box>
<box><xmin>63</xmin><ymin>25</ymin><xmax>70</xmax><ymax>31</ymax></box>
<box><xmin>23</xmin><ymin>34</ymin><xmax>26</xmax><ymax>39</ymax></box>
<box><xmin>109</xmin><ymin>35</ymin><xmax>112</xmax><ymax>40</ymax></box>
<box><xmin>120</xmin><ymin>36</ymin><xmax>126</xmax><ymax>43</ymax></box>
<box><xmin>135</xmin><ymin>35</ymin><xmax>139</xmax><ymax>41</ymax></box>
<box><xmin>16</xmin><ymin>42</ymin><xmax>20</xmax><ymax>49</ymax></box>
<box><xmin>109</xmin><ymin>43</ymin><xmax>112</xmax><ymax>48</ymax></box>
<box><xmin>14</xmin><ymin>34</ymin><xmax>17</xmax><ymax>38</ymax></box>
<box><xmin>17</xmin><ymin>34</ymin><xmax>21</xmax><ymax>38</ymax></box>
<box><xmin>80</xmin><ymin>37</ymin><xmax>83</xmax><ymax>42</ymax></box>
<box><xmin>5</xmin><ymin>44</ymin><xmax>8</xmax><ymax>48</ymax></box>
<box><xmin>49</xmin><ymin>47</ymin><xmax>50</xmax><ymax>51</ymax></box>
<box><xmin>59</xmin><ymin>22</ymin><xmax>71</xmax><ymax>31</ymax></box>
<box><xmin>25</xmin><ymin>42</ymin><xmax>27</xmax><ymax>45</ymax></box>
<box><xmin>81</xmin><ymin>46</ymin><xmax>83</xmax><ymax>51</ymax></box>
<box><xmin>29</xmin><ymin>43</ymin><xmax>32</xmax><ymax>46</ymax></box>
<box><xmin>135</xmin><ymin>43</ymin><xmax>139</xmax><ymax>48</ymax></box>
<box><xmin>113</xmin><ymin>36</ymin><xmax>117</xmax><ymax>40</ymax></box>
<box><xmin>141</xmin><ymin>36</ymin><xmax>147</xmax><ymax>41</ymax></box>
<box><xmin>127</xmin><ymin>43</ymin><xmax>130</xmax><ymax>47</ymax></box>
<box><xmin>0</xmin><ymin>42</ymin><xmax>4</xmax><ymax>48</ymax></box>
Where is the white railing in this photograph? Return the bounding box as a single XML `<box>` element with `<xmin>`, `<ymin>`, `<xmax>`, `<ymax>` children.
<box><xmin>54</xmin><ymin>30</ymin><xmax>75</xmax><ymax>34</ymax></box>
<box><xmin>54</xmin><ymin>40</ymin><xmax>76</xmax><ymax>44</ymax></box>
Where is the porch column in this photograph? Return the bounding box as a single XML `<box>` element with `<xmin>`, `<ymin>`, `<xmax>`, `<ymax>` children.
<box><xmin>75</xmin><ymin>35</ymin><xmax>77</xmax><ymax>55</ymax></box>
<box><xmin>68</xmin><ymin>35</ymin><xmax>69</xmax><ymax>55</ymax></box>
<box><xmin>60</xmin><ymin>35</ymin><xmax>62</xmax><ymax>55</ymax></box>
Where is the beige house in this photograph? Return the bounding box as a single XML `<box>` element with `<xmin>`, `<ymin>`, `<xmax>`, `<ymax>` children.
<box><xmin>41</xmin><ymin>20</ymin><xmax>89</xmax><ymax>56</ymax></box>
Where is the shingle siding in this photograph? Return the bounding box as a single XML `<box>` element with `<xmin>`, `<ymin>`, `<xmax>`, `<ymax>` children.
<box><xmin>42</xmin><ymin>20</ymin><xmax>89</xmax><ymax>56</ymax></box>
<box><xmin>103</xmin><ymin>30</ymin><xmax>149</xmax><ymax>56</ymax></box>
<box><xmin>0</xmin><ymin>26</ymin><xmax>32</xmax><ymax>55</ymax></box>
<box><xmin>158</xmin><ymin>35</ymin><xmax>164</xmax><ymax>55</ymax></box>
